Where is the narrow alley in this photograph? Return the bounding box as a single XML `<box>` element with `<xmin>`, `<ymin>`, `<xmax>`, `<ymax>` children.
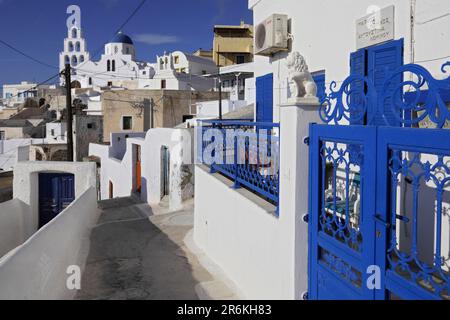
<box><xmin>76</xmin><ymin>197</ymin><xmax>237</xmax><ymax>300</ymax></box>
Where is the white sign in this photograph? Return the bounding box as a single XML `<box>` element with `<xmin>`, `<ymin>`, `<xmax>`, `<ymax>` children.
<box><xmin>356</xmin><ymin>5</ymin><xmax>395</xmax><ymax>49</ymax></box>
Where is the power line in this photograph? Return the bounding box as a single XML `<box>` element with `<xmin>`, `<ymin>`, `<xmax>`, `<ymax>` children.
<box><xmin>0</xmin><ymin>39</ymin><xmax>58</xmax><ymax>70</ymax></box>
<box><xmin>5</xmin><ymin>73</ymin><xmax>61</xmax><ymax>101</ymax></box>
<box><xmin>414</xmin><ymin>55</ymin><xmax>450</xmax><ymax>64</ymax></box>
<box><xmin>75</xmin><ymin>0</ymin><xmax>148</xmax><ymax>70</ymax></box>
<box><xmin>114</xmin><ymin>0</ymin><xmax>148</xmax><ymax>35</ymax></box>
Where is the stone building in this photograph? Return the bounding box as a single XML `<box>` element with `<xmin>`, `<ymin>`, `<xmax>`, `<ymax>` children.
<box><xmin>102</xmin><ymin>89</ymin><xmax>225</xmax><ymax>142</ymax></box>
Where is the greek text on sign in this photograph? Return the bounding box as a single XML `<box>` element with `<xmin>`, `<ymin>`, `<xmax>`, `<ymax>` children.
<box><xmin>356</xmin><ymin>5</ymin><xmax>395</xmax><ymax>49</ymax></box>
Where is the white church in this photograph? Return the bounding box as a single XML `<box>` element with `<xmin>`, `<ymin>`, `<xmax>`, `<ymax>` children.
<box><xmin>59</xmin><ymin>20</ymin><xmax>155</xmax><ymax>88</ymax></box>
<box><xmin>59</xmin><ymin>13</ymin><xmax>216</xmax><ymax>91</ymax></box>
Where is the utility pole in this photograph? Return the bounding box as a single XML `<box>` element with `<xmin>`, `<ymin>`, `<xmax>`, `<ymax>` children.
<box><xmin>64</xmin><ymin>64</ymin><xmax>74</xmax><ymax>162</ymax></box>
<box><xmin>218</xmin><ymin>75</ymin><xmax>223</xmax><ymax>120</ymax></box>
<box><xmin>150</xmin><ymin>98</ymin><xmax>154</xmax><ymax>129</ymax></box>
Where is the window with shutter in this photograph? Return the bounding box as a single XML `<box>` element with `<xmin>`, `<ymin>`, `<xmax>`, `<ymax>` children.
<box><xmin>349</xmin><ymin>39</ymin><xmax>404</xmax><ymax>126</ymax></box>
<box><xmin>349</xmin><ymin>49</ymin><xmax>367</xmax><ymax>125</ymax></box>
<box><xmin>367</xmin><ymin>39</ymin><xmax>404</xmax><ymax>126</ymax></box>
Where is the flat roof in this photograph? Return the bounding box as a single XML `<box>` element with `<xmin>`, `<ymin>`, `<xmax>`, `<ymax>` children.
<box><xmin>214</xmin><ymin>24</ymin><xmax>252</xmax><ymax>30</ymax></box>
<box><xmin>220</xmin><ymin>62</ymin><xmax>254</xmax><ymax>75</ymax></box>
<box><xmin>0</xmin><ymin>119</ymin><xmax>32</xmax><ymax>127</ymax></box>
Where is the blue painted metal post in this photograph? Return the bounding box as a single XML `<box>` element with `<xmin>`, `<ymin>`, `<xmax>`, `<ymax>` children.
<box><xmin>209</xmin><ymin>124</ymin><xmax>217</xmax><ymax>174</ymax></box>
<box><xmin>232</xmin><ymin>135</ymin><xmax>240</xmax><ymax>189</ymax></box>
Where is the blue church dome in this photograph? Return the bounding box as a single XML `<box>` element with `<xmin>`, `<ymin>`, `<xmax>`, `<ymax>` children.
<box><xmin>111</xmin><ymin>32</ymin><xmax>134</xmax><ymax>45</ymax></box>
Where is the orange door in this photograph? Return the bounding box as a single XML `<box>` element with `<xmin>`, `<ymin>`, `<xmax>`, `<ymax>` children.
<box><xmin>109</xmin><ymin>181</ymin><xmax>114</xmax><ymax>199</ymax></box>
<box><xmin>136</xmin><ymin>145</ymin><xmax>142</xmax><ymax>193</ymax></box>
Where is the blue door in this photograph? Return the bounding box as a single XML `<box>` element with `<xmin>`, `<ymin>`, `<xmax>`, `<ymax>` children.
<box><xmin>39</xmin><ymin>173</ymin><xmax>75</xmax><ymax>228</ymax></box>
<box><xmin>256</xmin><ymin>73</ymin><xmax>273</xmax><ymax>123</ymax></box>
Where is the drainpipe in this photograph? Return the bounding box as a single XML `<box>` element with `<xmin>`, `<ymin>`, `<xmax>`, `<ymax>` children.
<box><xmin>235</xmin><ymin>72</ymin><xmax>242</xmax><ymax>101</ymax></box>
<box><xmin>410</xmin><ymin>0</ymin><xmax>416</xmax><ymax>65</ymax></box>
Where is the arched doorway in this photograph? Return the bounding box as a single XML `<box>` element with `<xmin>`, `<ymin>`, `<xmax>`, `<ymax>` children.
<box><xmin>71</xmin><ymin>80</ymin><xmax>81</xmax><ymax>89</ymax></box>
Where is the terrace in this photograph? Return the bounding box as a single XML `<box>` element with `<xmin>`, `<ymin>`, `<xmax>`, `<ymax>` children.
<box><xmin>198</xmin><ymin>120</ymin><xmax>280</xmax><ymax>210</ymax></box>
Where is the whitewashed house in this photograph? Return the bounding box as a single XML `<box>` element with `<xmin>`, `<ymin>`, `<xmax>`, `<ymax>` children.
<box><xmin>0</xmin><ymin>122</ymin><xmax>67</xmax><ymax>171</ymax></box>
<box><xmin>89</xmin><ymin>127</ymin><xmax>194</xmax><ymax>211</ymax></box>
<box><xmin>193</xmin><ymin>0</ymin><xmax>450</xmax><ymax>300</ymax></box>
<box><xmin>75</xmin><ymin>89</ymin><xmax>103</xmax><ymax>116</ymax></box>
<box><xmin>2</xmin><ymin>82</ymin><xmax>50</xmax><ymax>108</ymax></box>
<box><xmin>169</xmin><ymin>51</ymin><xmax>218</xmax><ymax>76</ymax></box>
<box><xmin>138</xmin><ymin>51</ymin><xmax>216</xmax><ymax>91</ymax></box>
<box><xmin>194</xmin><ymin>62</ymin><xmax>255</xmax><ymax>120</ymax></box>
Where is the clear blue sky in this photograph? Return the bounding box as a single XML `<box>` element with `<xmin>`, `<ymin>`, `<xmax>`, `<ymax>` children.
<box><xmin>0</xmin><ymin>0</ymin><xmax>252</xmax><ymax>88</ymax></box>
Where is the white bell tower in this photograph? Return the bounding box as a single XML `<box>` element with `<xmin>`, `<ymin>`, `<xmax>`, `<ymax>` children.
<box><xmin>59</xmin><ymin>14</ymin><xmax>90</xmax><ymax>83</ymax></box>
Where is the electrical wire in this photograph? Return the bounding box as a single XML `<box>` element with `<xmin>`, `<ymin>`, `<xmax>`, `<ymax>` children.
<box><xmin>0</xmin><ymin>39</ymin><xmax>58</xmax><ymax>70</ymax></box>
<box><xmin>114</xmin><ymin>0</ymin><xmax>148</xmax><ymax>36</ymax></box>
<box><xmin>4</xmin><ymin>73</ymin><xmax>62</xmax><ymax>101</ymax></box>
<box><xmin>414</xmin><ymin>55</ymin><xmax>450</xmax><ymax>64</ymax></box>
<box><xmin>0</xmin><ymin>39</ymin><xmax>62</xmax><ymax>104</ymax></box>
<box><xmin>75</xmin><ymin>0</ymin><xmax>148</xmax><ymax>70</ymax></box>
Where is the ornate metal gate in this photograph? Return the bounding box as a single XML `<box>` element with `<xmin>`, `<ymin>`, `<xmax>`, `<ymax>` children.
<box><xmin>309</xmin><ymin>62</ymin><xmax>450</xmax><ymax>300</ymax></box>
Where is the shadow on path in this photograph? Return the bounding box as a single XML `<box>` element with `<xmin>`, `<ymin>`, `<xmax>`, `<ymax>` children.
<box><xmin>76</xmin><ymin>197</ymin><xmax>209</xmax><ymax>300</ymax></box>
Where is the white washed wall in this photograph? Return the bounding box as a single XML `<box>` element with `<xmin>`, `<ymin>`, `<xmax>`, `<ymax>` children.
<box><xmin>250</xmin><ymin>0</ymin><xmax>450</xmax><ymax>122</ymax></box>
<box><xmin>0</xmin><ymin>199</ymin><xmax>30</xmax><ymax>257</ymax></box>
<box><xmin>193</xmin><ymin>166</ymin><xmax>291</xmax><ymax>299</ymax></box>
<box><xmin>196</xmin><ymin>100</ymin><xmax>249</xmax><ymax>118</ymax></box>
<box><xmin>0</xmin><ymin>187</ymin><xmax>100</xmax><ymax>300</ymax></box>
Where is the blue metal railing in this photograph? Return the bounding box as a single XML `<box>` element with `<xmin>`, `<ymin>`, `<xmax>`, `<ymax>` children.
<box><xmin>198</xmin><ymin>120</ymin><xmax>280</xmax><ymax>211</ymax></box>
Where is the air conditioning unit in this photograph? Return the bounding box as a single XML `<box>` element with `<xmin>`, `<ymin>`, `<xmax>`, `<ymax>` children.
<box><xmin>255</xmin><ymin>14</ymin><xmax>289</xmax><ymax>56</ymax></box>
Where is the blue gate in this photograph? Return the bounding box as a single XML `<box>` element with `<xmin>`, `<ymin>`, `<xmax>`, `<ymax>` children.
<box><xmin>309</xmin><ymin>124</ymin><xmax>377</xmax><ymax>299</ymax></box>
<box><xmin>309</xmin><ymin>61</ymin><xmax>450</xmax><ymax>300</ymax></box>
<box><xmin>39</xmin><ymin>173</ymin><xmax>75</xmax><ymax>228</ymax></box>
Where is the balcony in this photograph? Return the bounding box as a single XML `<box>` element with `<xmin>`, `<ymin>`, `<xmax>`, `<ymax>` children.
<box><xmin>198</xmin><ymin>120</ymin><xmax>280</xmax><ymax>209</ymax></box>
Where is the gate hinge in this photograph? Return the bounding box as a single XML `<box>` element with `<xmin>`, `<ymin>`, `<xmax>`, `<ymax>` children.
<box><xmin>302</xmin><ymin>213</ymin><xmax>309</xmax><ymax>223</ymax></box>
<box><xmin>303</xmin><ymin>137</ymin><xmax>310</xmax><ymax>146</ymax></box>
<box><xmin>301</xmin><ymin>291</ymin><xmax>309</xmax><ymax>300</ymax></box>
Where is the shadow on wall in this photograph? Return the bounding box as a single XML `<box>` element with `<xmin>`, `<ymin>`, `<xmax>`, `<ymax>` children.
<box><xmin>0</xmin><ymin>187</ymin><xmax>100</xmax><ymax>299</ymax></box>
<box><xmin>75</xmin><ymin>201</ymin><xmax>206</xmax><ymax>300</ymax></box>
<box><xmin>141</xmin><ymin>177</ymin><xmax>148</xmax><ymax>205</ymax></box>
<box><xmin>0</xmin><ymin>188</ymin><xmax>12</xmax><ymax>203</ymax></box>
